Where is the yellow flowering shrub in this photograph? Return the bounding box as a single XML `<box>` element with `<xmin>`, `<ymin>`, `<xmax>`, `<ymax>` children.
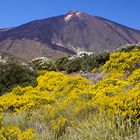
<box><xmin>37</xmin><ymin>71</ymin><xmax>67</xmax><ymax>91</ymax></box>
<box><xmin>0</xmin><ymin>48</ymin><xmax>140</xmax><ymax>138</ymax></box>
<box><xmin>53</xmin><ymin>76</ymin><xmax>94</xmax><ymax>98</ymax></box>
<box><xmin>18</xmin><ymin>128</ymin><xmax>36</xmax><ymax>140</ymax></box>
<box><xmin>50</xmin><ymin>117</ymin><xmax>67</xmax><ymax>138</ymax></box>
<box><xmin>0</xmin><ymin>68</ymin><xmax>139</xmax><ymax>122</ymax></box>
<box><xmin>0</xmin><ymin>126</ymin><xmax>35</xmax><ymax>140</ymax></box>
<box><xmin>102</xmin><ymin>49</ymin><xmax>140</xmax><ymax>75</ymax></box>
<box><xmin>0</xmin><ymin>113</ymin><xmax>3</xmax><ymax>128</ymax></box>
<box><xmin>0</xmin><ymin>86</ymin><xmax>55</xmax><ymax>112</ymax></box>
<box><xmin>128</xmin><ymin>68</ymin><xmax>140</xmax><ymax>85</ymax></box>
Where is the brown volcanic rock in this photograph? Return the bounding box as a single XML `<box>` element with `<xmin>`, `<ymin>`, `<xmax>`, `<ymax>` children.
<box><xmin>0</xmin><ymin>10</ymin><xmax>140</xmax><ymax>61</ymax></box>
<box><xmin>0</xmin><ymin>38</ymin><xmax>69</xmax><ymax>61</ymax></box>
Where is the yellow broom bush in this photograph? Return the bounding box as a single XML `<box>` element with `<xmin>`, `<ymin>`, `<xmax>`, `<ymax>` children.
<box><xmin>0</xmin><ymin>48</ymin><xmax>139</xmax><ymax>139</ymax></box>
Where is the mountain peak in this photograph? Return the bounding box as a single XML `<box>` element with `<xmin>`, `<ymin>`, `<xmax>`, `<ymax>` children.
<box><xmin>0</xmin><ymin>11</ymin><xmax>140</xmax><ymax>61</ymax></box>
<box><xmin>65</xmin><ymin>10</ymin><xmax>81</xmax><ymax>21</ymax></box>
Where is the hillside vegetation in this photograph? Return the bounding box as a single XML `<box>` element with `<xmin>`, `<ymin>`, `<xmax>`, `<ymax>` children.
<box><xmin>0</xmin><ymin>45</ymin><xmax>140</xmax><ymax>139</ymax></box>
<box><xmin>29</xmin><ymin>52</ymin><xmax>110</xmax><ymax>73</ymax></box>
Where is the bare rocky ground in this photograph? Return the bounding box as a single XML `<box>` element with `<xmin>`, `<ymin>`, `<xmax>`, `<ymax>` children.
<box><xmin>69</xmin><ymin>71</ymin><xmax>103</xmax><ymax>83</ymax></box>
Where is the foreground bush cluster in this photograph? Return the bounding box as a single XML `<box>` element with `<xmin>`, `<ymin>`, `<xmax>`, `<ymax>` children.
<box><xmin>0</xmin><ymin>62</ymin><xmax>37</xmax><ymax>95</ymax></box>
<box><xmin>0</xmin><ymin>46</ymin><xmax>140</xmax><ymax>139</ymax></box>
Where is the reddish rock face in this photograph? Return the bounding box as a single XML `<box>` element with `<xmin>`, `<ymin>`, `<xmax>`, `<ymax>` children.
<box><xmin>0</xmin><ymin>11</ymin><xmax>140</xmax><ymax>61</ymax></box>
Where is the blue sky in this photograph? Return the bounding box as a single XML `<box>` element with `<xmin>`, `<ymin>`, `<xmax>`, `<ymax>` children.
<box><xmin>0</xmin><ymin>0</ymin><xmax>139</xmax><ymax>30</ymax></box>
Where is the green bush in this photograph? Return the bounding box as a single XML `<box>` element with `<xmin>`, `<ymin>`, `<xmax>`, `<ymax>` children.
<box><xmin>29</xmin><ymin>59</ymin><xmax>56</xmax><ymax>71</ymax></box>
<box><xmin>55</xmin><ymin>57</ymin><xmax>69</xmax><ymax>71</ymax></box>
<box><xmin>80</xmin><ymin>52</ymin><xmax>109</xmax><ymax>71</ymax></box>
<box><xmin>0</xmin><ymin>62</ymin><xmax>37</xmax><ymax>95</ymax></box>
<box><xmin>117</xmin><ymin>44</ymin><xmax>140</xmax><ymax>52</ymax></box>
<box><xmin>65</xmin><ymin>57</ymin><xmax>82</xmax><ymax>73</ymax></box>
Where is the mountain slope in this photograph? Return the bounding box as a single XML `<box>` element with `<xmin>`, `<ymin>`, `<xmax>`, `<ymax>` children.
<box><xmin>0</xmin><ymin>10</ymin><xmax>140</xmax><ymax>61</ymax></box>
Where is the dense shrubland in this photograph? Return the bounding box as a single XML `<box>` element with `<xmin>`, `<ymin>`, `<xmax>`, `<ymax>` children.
<box><xmin>30</xmin><ymin>52</ymin><xmax>110</xmax><ymax>73</ymax></box>
<box><xmin>0</xmin><ymin>45</ymin><xmax>140</xmax><ymax>139</ymax></box>
<box><xmin>29</xmin><ymin>44</ymin><xmax>140</xmax><ymax>74</ymax></box>
<box><xmin>1</xmin><ymin>51</ymin><xmax>108</xmax><ymax>95</ymax></box>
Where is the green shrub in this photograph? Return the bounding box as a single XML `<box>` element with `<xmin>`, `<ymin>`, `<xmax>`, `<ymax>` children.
<box><xmin>0</xmin><ymin>62</ymin><xmax>37</xmax><ymax>95</ymax></box>
<box><xmin>66</xmin><ymin>57</ymin><xmax>82</xmax><ymax>73</ymax></box>
<box><xmin>117</xmin><ymin>44</ymin><xmax>140</xmax><ymax>52</ymax></box>
<box><xmin>55</xmin><ymin>57</ymin><xmax>69</xmax><ymax>71</ymax></box>
<box><xmin>29</xmin><ymin>59</ymin><xmax>56</xmax><ymax>71</ymax></box>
